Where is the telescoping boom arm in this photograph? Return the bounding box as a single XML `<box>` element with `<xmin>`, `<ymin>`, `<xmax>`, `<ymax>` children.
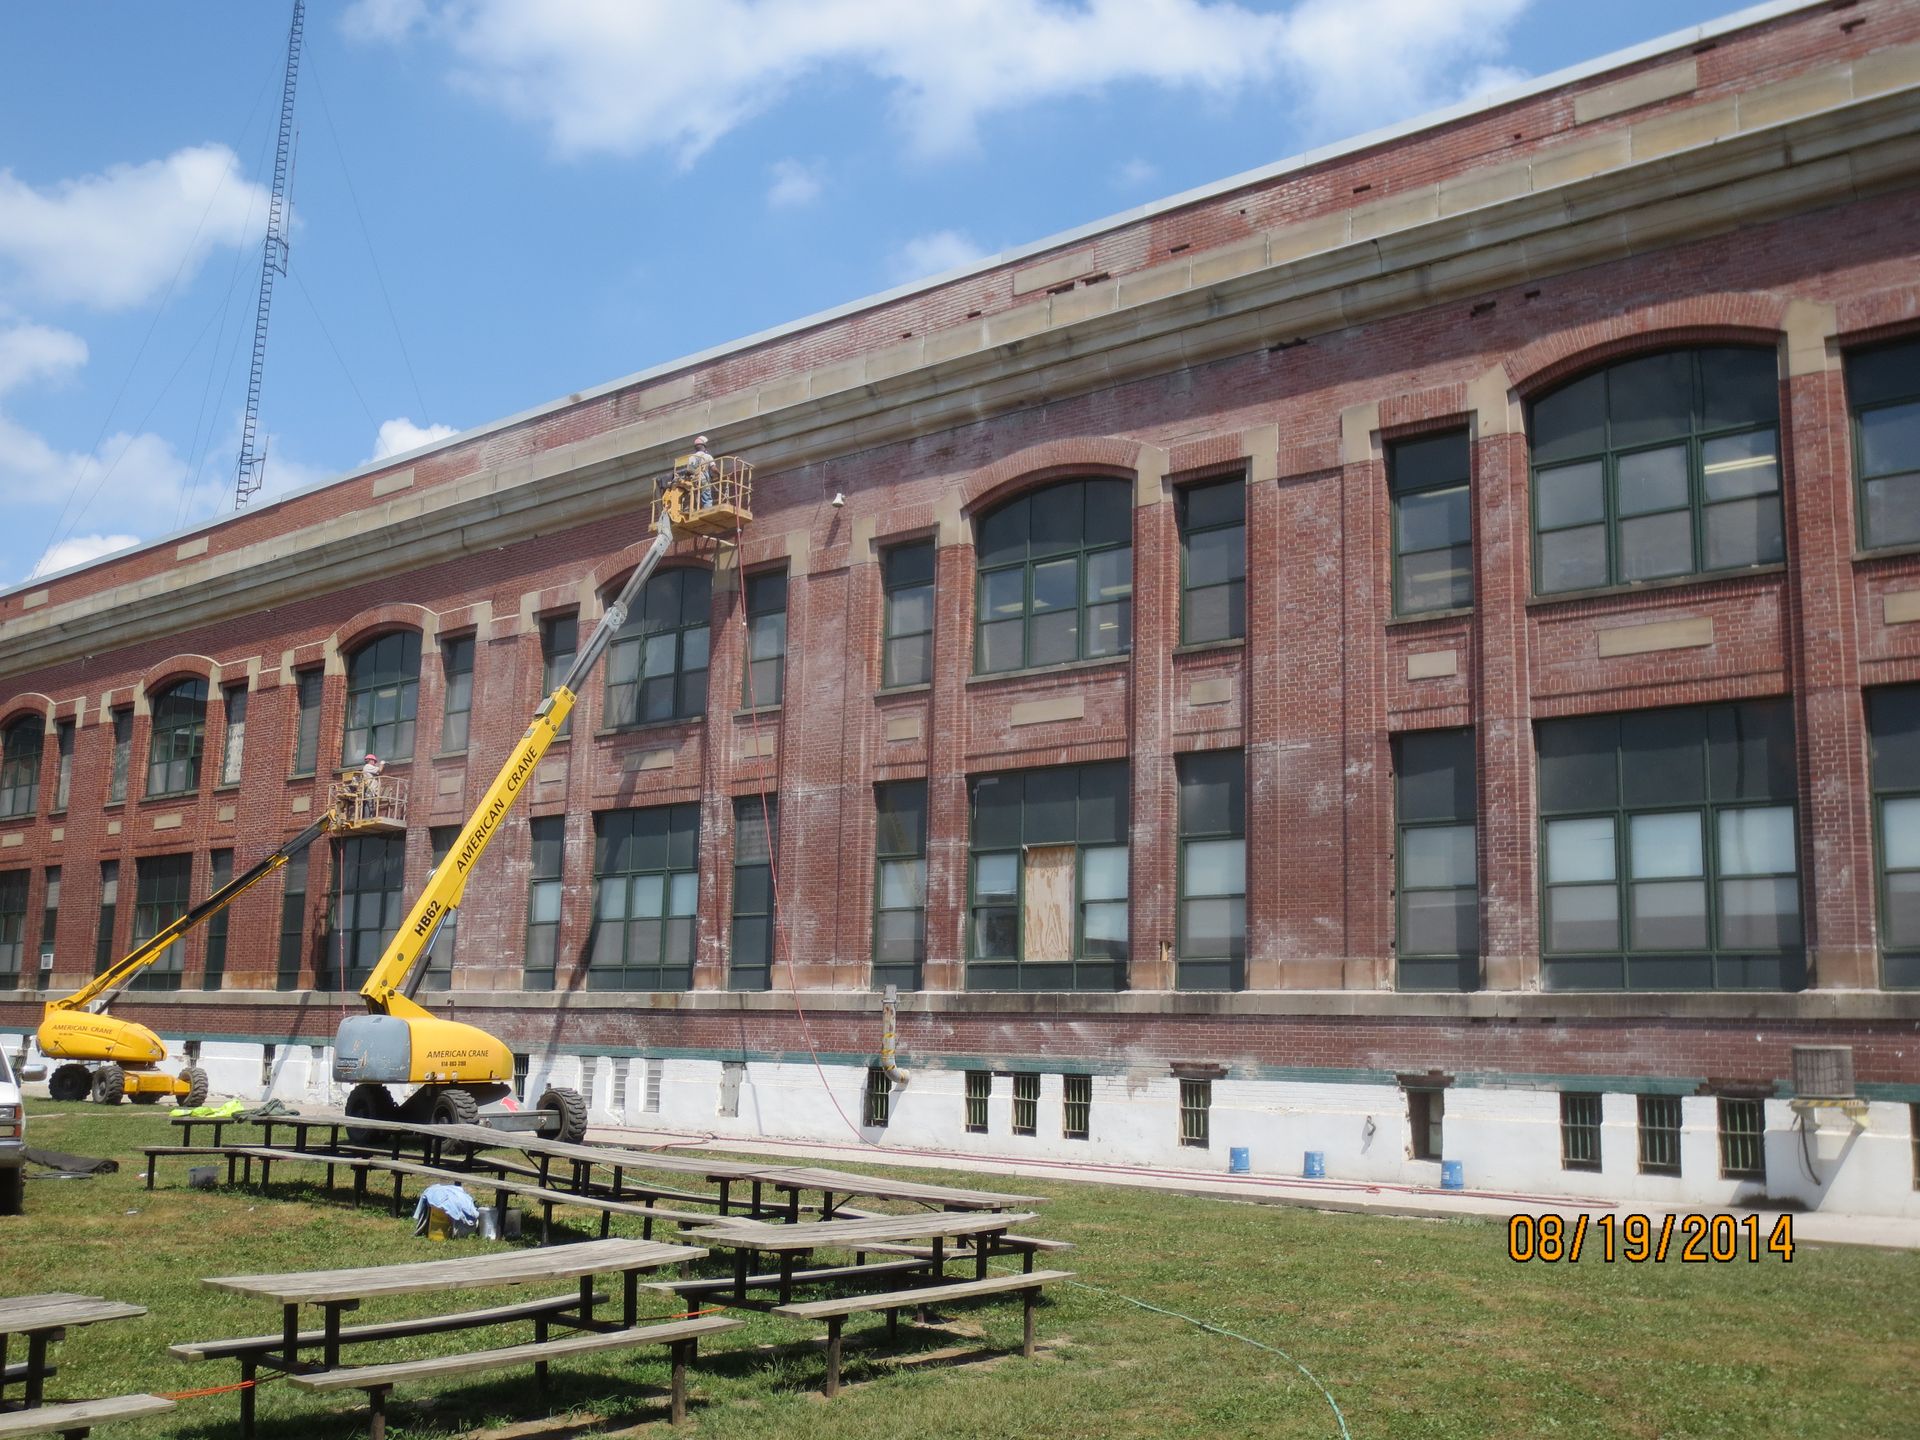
<box><xmin>355</xmin><ymin>517</ymin><xmax>678</xmax><ymax>1017</ymax></box>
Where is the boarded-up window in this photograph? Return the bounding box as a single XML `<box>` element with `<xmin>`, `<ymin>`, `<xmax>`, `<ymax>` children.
<box><xmin>1021</xmin><ymin>844</ymin><xmax>1076</xmax><ymax>963</ymax></box>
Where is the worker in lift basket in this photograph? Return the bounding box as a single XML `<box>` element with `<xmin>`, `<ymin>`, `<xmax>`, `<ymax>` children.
<box><xmin>359</xmin><ymin>753</ymin><xmax>384</xmax><ymax>820</ymax></box>
<box><xmin>685</xmin><ymin>434</ymin><xmax>716</xmax><ymax>509</ymax></box>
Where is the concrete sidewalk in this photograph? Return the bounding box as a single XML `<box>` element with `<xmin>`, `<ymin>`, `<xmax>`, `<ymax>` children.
<box><xmin>591</xmin><ymin>1121</ymin><xmax>1920</xmax><ymax>1252</ymax></box>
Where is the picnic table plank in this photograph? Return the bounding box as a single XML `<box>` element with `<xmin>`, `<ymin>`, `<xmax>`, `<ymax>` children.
<box><xmin>0</xmin><ymin>1393</ymin><xmax>174</xmax><ymax>1436</ymax></box>
<box><xmin>687</xmin><ymin>1210</ymin><xmax>1039</xmax><ymax>1252</ymax></box>
<box><xmin>0</xmin><ymin>1298</ymin><xmax>147</xmax><ymax>1332</ymax></box>
<box><xmin>746</xmin><ymin>1165</ymin><xmax>1042</xmax><ymax>1208</ymax></box>
<box><xmin>205</xmin><ymin>1238</ymin><xmax>705</xmax><ymax>1304</ymax></box>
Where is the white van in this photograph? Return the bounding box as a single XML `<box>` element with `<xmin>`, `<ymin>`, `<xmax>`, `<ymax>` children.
<box><xmin>0</xmin><ymin>1046</ymin><xmax>45</xmax><ymax>1216</ymax></box>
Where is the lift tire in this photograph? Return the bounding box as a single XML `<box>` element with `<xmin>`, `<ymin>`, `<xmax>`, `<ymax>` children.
<box><xmin>431</xmin><ymin>1087</ymin><xmax>481</xmax><ymax>1129</ymax></box>
<box><xmin>91</xmin><ymin>1063</ymin><xmax>126</xmax><ymax>1105</ymax></box>
<box><xmin>538</xmin><ymin>1087</ymin><xmax>589</xmax><ymax>1145</ymax></box>
<box><xmin>0</xmin><ymin>1167</ymin><xmax>22</xmax><ymax>1218</ymax></box>
<box><xmin>345</xmin><ymin>1083</ymin><xmax>399</xmax><ymax>1147</ymax></box>
<box><xmin>48</xmin><ymin>1064</ymin><xmax>90</xmax><ymax>1103</ymax></box>
<box><xmin>180</xmin><ymin>1067</ymin><xmax>210</xmax><ymax>1109</ymax></box>
<box><xmin>131</xmin><ymin>1090</ymin><xmax>163</xmax><ymax>1105</ymax></box>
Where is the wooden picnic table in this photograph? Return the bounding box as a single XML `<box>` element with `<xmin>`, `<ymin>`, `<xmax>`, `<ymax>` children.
<box><xmin>740</xmin><ymin>1165</ymin><xmax>1042</xmax><ymax>1219</ymax></box>
<box><xmin>0</xmin><ymin>1295</ymin><xmax>146</xmax><ymax>1411</ymax></box>
<box><xmin>684</xmin><ymin>1210</ymin><xmax>1040</xmax><ymax>1304</ymax></box>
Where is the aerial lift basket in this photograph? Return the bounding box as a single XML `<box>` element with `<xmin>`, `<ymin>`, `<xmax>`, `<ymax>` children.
<box><xmin>652</xmin><ymin>454</ymin><xmax>753</xmax><ymax>539</ymax></box>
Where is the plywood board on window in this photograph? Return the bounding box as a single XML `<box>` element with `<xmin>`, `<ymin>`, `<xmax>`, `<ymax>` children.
<box><xmin>1023</xmin><ymin>844</ymin><xmax>1076</xmax><ymax>963</ymax></box>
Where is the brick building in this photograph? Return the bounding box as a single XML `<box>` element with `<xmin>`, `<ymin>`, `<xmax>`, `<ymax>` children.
<box><xmin>5</xmin><ymin>0</ymin><xmax>1920</xmax><ymax>1214</ymax></box>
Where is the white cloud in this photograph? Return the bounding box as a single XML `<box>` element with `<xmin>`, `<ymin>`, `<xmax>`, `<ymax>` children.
<box><xmin>29</xmin><ymin>534</ymin><xmax>140</xmax><ymax>580</ymax></box>
<box><xmin>347</xmin><ymin>0</ymin><xmax>1533</xmax><ymax>162</ymax></box>
<box><xmin>766</xmin><ymin>159</ymin><xmax>823</xmax><ymax>209</ymax></box>
<box><xmin>0</xmin><ymin>323</ymin><xmax>86</xmax><ymax>396</ymax></box>
<box><xmin>370</xmin><ymin>416</ymin><xmax>457</xmax><ymax>462</ymax></box>
<box><xmin>0</xmin><ymin>145</ymin><xmax>270</xmax><ymax>311</ymax></box>
<box><xmin>889</xmin><ymin>230</ymin><xmax>989</xmax><ymax>284</ymax></box>
<box><xmin>1115</xmin><ymin>156</ymin><xmax>1158</xmax><ymax>189</ymax></box>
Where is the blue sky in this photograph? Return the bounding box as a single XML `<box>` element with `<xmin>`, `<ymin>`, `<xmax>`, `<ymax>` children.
<box><xmin>0</xmin><ymin>0</ymin><xmax>1749</xmax><ymax>589</ymax></box>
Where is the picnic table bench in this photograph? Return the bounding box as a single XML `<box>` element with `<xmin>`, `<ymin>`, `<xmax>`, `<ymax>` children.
<box><xmin>0</xmin><ymin>1295</ymin><xmax>170</xmax><ymax>1439</ymax></box>
<box><xmin>684</xmin><ymin>1210</ymin><xmax>1041</xmax><ymax>1303</ymax></box>
<box><xmin>185</xmin><ymin>1238</ymin><xmax>735</xmax><ymax>1438</ymax></box>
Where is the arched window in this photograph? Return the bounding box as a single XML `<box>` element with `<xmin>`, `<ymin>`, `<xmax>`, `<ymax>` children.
<box><xmin>342</xmin><ymin>631</ymin><xmax>421</xmax><ymax>763</ymax></box>
<box><xmin>1529</xmin><ymin>346</ymin><xmax>1783</xmax><ymax>594</ymax></box>
<box><xmin>146</xmin><ymin>680</ymin><xmax>207</xmax><ymax>796</ymax></box>
<box><xmin>0</xmin><ymin>718</ymin><xmax>42</xmax><ymax>818</ymax></box>
<box><xmin>606</xmin><ymin>568</ymin><xmax>711</xmax><ymax>727</ymax></box>
<box><xmin>975</xmin><ymin>478</ymin><xmax>1133</xmax><ymax>673</ymax></box>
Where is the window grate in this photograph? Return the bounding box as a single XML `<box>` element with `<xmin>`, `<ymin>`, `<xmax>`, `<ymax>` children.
<box><xmin>864</xmin><ymin>1066</ymin><xmax>891</xmax><ymax>1128</ymax></box>
<box><xmin>1717</xmin><ymin>1097</ymin><xmax>1766</xmax><ymax>1180</ymax></box>
<box><xmin>1012</xmin><ymin>1073</ymin><xmax>1038</xmax><ymax>1137</ymax></box>
<box><xmin>1638</xmin><ymin>1094</ymin><xmax>1683</xmax><ymax>1175</ymax></box>
<box><xmin>511</xmin><ymin>1052</ymin><xmax>529</xmax><ymax>1103</ymax></box>
<box><xmin>1063</xmin><ymin>1073</ymin><xmax>1091</xmax><ymax>1140</ymax></box>
<box><xmin>644</xmin><ymin>1059</ymin><xmax>663</xmax><ymax>1114</ymax></box>
<box><xmin>1179</xmin><ymin>1078</ymin><xmax>1211</xmax><ymax>1148</ymax></box>
<box><xmin>965</xmin><ymin>1070</ymin><xmax>990</xmax><ymax>1133</ymax></box>
<box><xmin>1560</xmin><ymin>1092</ymin><xmax>1602</xmax><ymax>1171</ymax></box>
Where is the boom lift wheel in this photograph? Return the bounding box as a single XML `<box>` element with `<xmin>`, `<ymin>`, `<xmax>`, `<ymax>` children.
<box><xmin>538</xmin><ymin>1087</ymin><xmax>589</xmax><ymax>1144</ymax></box>
<box><xmin>91</xmin><ymin>1062</ymin><xmax>126</xmax><ymax>1105</ymax></box>
<box><xmin>345</xmin><ymin>1082</ymin><xmax>399</xmax><ymax>1146</ymax></box>
<box><xmin>48</xmin><ymin>1064</ymin><xmax>90</xmax><ymax>1102</ymax></box>
<box><xmin>180</xmin><ymin>1067</ymin><xmax>210</xmax><ymax>1108</ymax></box>
<box><xmin>431</xmin><ymin>1087</ymin><xmax>480</xmax><ymax>1129</ymax></box>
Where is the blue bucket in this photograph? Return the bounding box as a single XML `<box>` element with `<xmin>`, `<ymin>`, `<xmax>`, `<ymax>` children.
<box><xmin>1303</xmin><ymin>1150</ymin><xmax>1325</xmax><ymax>1179</ymax></box>
<box><xmin>1228</xmin><ymin>1146</ymin><xmax>1251</xmax><ymax>1174</ymax></box>
<box><xmin>1440</xmin><ymin>1160</ymin><xmax>1464</xmax><ymax>1190</ymax></box>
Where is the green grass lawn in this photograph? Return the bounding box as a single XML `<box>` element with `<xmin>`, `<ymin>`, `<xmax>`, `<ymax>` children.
<box><xmin>2</xmin><ymin>1102</ymin><xmax>1916</xmax><ymax>1440</ymax></box>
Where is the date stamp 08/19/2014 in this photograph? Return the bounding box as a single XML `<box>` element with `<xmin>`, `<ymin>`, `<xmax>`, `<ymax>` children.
<box><xmin>1508</xmin><ymin>1212</ymin><xmax>1796</xmax><ymax>1263</ymax></box>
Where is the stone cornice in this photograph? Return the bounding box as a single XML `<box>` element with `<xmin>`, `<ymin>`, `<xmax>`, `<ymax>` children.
<box><xmin>5</xmin><ymin>79</ymin><xmax>1920</xmax><ymax>680</ymax></box>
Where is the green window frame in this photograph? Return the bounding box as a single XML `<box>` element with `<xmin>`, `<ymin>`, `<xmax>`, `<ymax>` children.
<box><xmin>342</xmin><ymin>632</ymin><xmax>420</xmax><ymax>765</ymax></box>
<box><xmin>1394</xmin><ymin>729</ymin><xmax>1478</xmax><ymax>992</ymax></box>
<box><xmin>541</xmin><ymin>615</ymin><xmax>577</xmax><ymax>738</ymax></box>
<box><xmin>146</xmin><ymin>679</ymin><xmax>207</xmax><ymax>797</ymax></box>
<box><xmin>872</xmin><ymin>781</ymin><xmax>927</xmax><ymax>990</ymax></box>
<box><xmin>1063</xmin><ymin>1073</ymin><xmax>1091</xmax><ymax>1140</ymax></box>
<box><xmin>524</xmin><ymin>816</ymin><xmax>564</xmax><ymax>991</ymax></box>
<box><xmin>96</xmin><ymin>861</ymin><xmax>118</xmax><ymax>976</ymax></box>
<box><xmin>217</xmin><ymin>688</ymin><xmax>245</xmax><ymax>788</ymax></box>
<box><xmin>1846</xmin><ymin>337</ymin><xmax>1920</xmax><ymax>550</ymax></box>
<box><xmin>275</xmin><ymin>848</ymin><xmax>308</xmax><ymax>991</ymax></box>
<box><xmin>330</xmin><ymin>835</ymin><xmax>405</xmax><ymax>992</ymax></box>
<box><xmin>108</xmin><ymin>708</ymin><xmax>131</xmax><ymax>804</ymax></box>
<box><xmin>1177</xmin><ymin>750</ymin><xmax>1245</xmax><ymax>991</ymax></box>
<box><xmin>1560</xmin><ymin>1092</ymin><xmax>1602</xmax><ymax>1172</ymax></box>
<box><xmin>0</xmin><ymin>718</ymin><xmax>40</xmax><ymax>818</ymax></box>
<box><xmin>975</xmin><ymin>478</ymin><xmax>1132</xmax><ymax>673</ymax></box>
<box><xmin>1868</xmin><ymin>685</ymin><xmax>1920</xmax><ymax>988</ymax></box>
<box><xmin>864</xmin><ymin>1066</ymin><xmax>891</xmax><ymax>1128</ymax></box>
<box><xmin>1537</xmin><ymin>699</ymin><xmax>1803</xmax><ymax>991</ymax></box>
<box><xmin>52</xmin><ymin>719</ymin><xmax>73</xmax><ymax>812</ymax></box>
<box><xmin>588</xmin><ymin>804</ymin><xmax>699</xmax><ymax>991</ymax></box>
<box><xmin>0</xmin><ymin>871</ymin><xmax>24</xmax><ymax>984</ymax></box>
<box><xmin>439</xmin><ymin>636</ymin><xmax>474</xmax><ymax>753</ymax></box>
<box><xmin>967</xmin><ymin>761</ymin><xmax>1128</xmax><ymax>992</ymax></box>
<box><xmin>1177</xmin><ymin>478</ymin><xmax>1245</xmax><ymax>644</ymax></box>
<box><xmin>965</xmin><ymin>1070</ymin><xmax>990</xmax><ymax>1133</ymax></box>
<box><xmin>1717</xmin><ymin>1096</ymin><xmax>1765</xmax><ymax>1180</ymax></box>
<box><xmin>729</xmin><ymin>796</ymin><xmax>778</xmax><ymax>991</ymax></box>
<box><xmin>607</xmin><ymin>569</ymin><xmax>710</xmax><ymax>727</ymax></box>
<box><xmin>127</xmin><ymin>853</ymin><xmax>192</xmax><ymax>992</ymax></box>
<box><xmin>203</xmin><ymin>851</ymin><xmax>232</xmax><ymax>990</ymax></box>
<box><xmin>421</xmin><ymin>827</ymin><xmax>461</xmax><ymax>991</ymax></box>
<box><xmin>881</xmin><ymin>542</ymin><xmax>935</xmax><ymax>688</ymax></box>
<box><xmin>1012</xmin><ymin>1072</ymin><xmax>1039</xmax><ymax>1136</ymax></box>
<box><xmin>1529</xmin><ymin>347</ymin><xmax>1783</xmax><ymax>595</ymax></box>
<box><xmin>742</xmin><ymin>570</ymin><xmax>787</xmax><ymax>708</ymax></box>
<box><xmin>1390</xmin><ymin>429</ymin><xmax>1472</xmax><ymax>614</ymax></box>
<box><xmin>1179</xmin><ymin>1078</ymin><xmax>1211</xmax><ymax>1148</ymax></box>
<box><xmin>37</xmin><ymin>866</ymin><xmax>59</xmax><ymax>979</ymax></box>
<box><xmin>1637</xmin><ymin>1094</ymin><xmax>1682</xmax><ymax>1176</ymax></box>
<box><xmin>291</xmin><ymin>670</ymin><xmax>323</xmax><ymax>776</ymax></box>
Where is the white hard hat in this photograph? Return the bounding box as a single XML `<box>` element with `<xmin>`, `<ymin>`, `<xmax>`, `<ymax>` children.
<box><xmin>694</xmin><ymin>434</ymin><xmax>709</xmax><ymax>446</ymax></box>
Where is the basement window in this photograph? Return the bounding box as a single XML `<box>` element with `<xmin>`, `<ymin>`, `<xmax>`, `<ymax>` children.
<box><xmin>864</xmin><ymin>1066</ymin><xmax>891</xmax><ymax>1128</ymax></box>
<box><xmin>1560</xmin><ymin>1092</ymin><xmax>1602</xmax><ymax>1172</ymax></box>
<box><xmin>1012</xmin><ymin>1073</ymin><xmax>1039</xmax><ymax>1137</ymax></box>
<box><xmin>1179</xmin><ymin>1078</ymin><xmax>1211</xmax><ymax>1149</ymax></box>
<box><xmin>1717</xmin><ymin>1097</ymin><xmax>1765</xmax><ymax>1180</ymax></box>
<box><xmin>1406</xmin><ymin>1086</ymin><xmax>1444</xmax><ymax>1161</ymax></box>
<box><xmin>965</xmin><ymin>1070</ymin><xmax>990</xmax><ymax>1133</ymax></box>
<box><xmin>1063</xmin><ymin>1074</ymin><xmax>1091</xmax><ymax>1141</ymax></box>
<box><xmin>1637</xmin><ymin>1094</ymin><xmax>1683</xmax><ymax>1175</ymax></box>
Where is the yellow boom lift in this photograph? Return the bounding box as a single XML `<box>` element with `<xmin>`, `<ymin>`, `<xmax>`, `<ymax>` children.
<box><xmin>332</xmin><ymin>450</ymin><xmax>752</xmax><ymax>1143</ymax></box>
<box><xmin>36</xmin><ymin>777</ymin><xmax>401</xmax><ymax>1105</ymax></box>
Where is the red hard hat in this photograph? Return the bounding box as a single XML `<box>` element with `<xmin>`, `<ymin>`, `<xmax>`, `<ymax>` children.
<box><xmin>365</xmin><ymin>753</ymin><xmax>379</xmax><ymax>761</ymax></box>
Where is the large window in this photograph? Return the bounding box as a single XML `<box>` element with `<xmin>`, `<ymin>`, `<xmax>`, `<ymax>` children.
<box><xmin>276</xmin><ymin>848</ymin><xmax>309</xmax><ymax>990</ymax></box>
<box><xmin>1177</xmin><ymin>751</ymin><xmax>1245</xmax><ymax>990</ymax></box>
<box><xmin>331</xmin><ymin>835</ymin><xmax>405</xmax><ymax>990</ymax></box>
<box><xmin>1867</xmin><ymin>684</ymin><xmax>1920</xmax><ymax>987</ymax></box>
<box><xmin>291</xmin><ymin>670</ymin><xmax>323</xmax><ymax>775</ymax></box>
<box><xmin>588</xmin><ymin>804</ymin><xmax>700</xmax><ymax>990</ymax></box>
<box><xmin>422</xmin><ymin>827</ymin><xmax>460</xmax><ymax>991</ymax></box>
<box><xmin>95</xmin><ymin>861</ymin><xmax>118</xmax><ymax>974</ymax></box>
<box><xmin>975</xmin><ymin>478</ymin><xmax>1132</xmax><ymax>673</ymax></box>
<box><xmin>524</xmin><ymin>816</ymin><xmax>564</xmax><ymax>991</ymax></box>
<box><xmin>127</xmin><ymin>853</ymin><xmax>191</xmax><ymax>991</ymax></box>
<box><xmin>108</xmin><ymin>708</ymin><xmax>131</xmax><ymax>803</ymax></box>
<box><xmin>882</xmin><ymin>542</ymin><xmax>934</xmax><ymax>688</ymax></box>
<box><xmin>219</xmin><ymin>686</ymin><xmax>247</xmax><ymax>786</ymax></box>
<box><xmin>742</xmin><ymin>571</ymin><xmax>787</xmax><ymax>708</ymax></box>
<box><xmin>1530</xmin><ymin>347</ymin><xmax>1782</xmax><ymax>594</ymax></box>
<box><xmin>342</xmin><ymin>632</ymin><xmax>420</xmax><ymax>764</ymax></box>
<box><xmin>440</xmin><ymin>636</ymin><xmax>474</xmax><ymax>753</ymax></box>
<box><xmin>146</xmin><ymin>679</ymin><xmax>207</xmax><ymax>797</ymax></box>
<box><xmin>1537</xmin><ymin>699</ymin><xmax>1802</xmax><ymax>990</ymax></box>
<box><xmin>0</xmin><ymin>718</ymin><xmax>41</xmax><ymax>818</ymax></box>
<box><xmin>53</xmin><ymin>720</ymin><xmax>73</xmax><ymax>812</ymax></box>
<box><xmin>1847</xmin><ymin>338</ymin><xmax>1920</xmax><ymax>549</ymax></box>
<box><xmin>38</xmin><ymin>867</ymin><xmax>59</xmax><ymax>977</ymax></box>
<box><xmin>203</xmin><ymin>850</ymin><xmax>232</xmax><ymax>989</ymax></box>
<box><xmin>872</xmin><ymin>781</ymin><xmax>927</xmax><ymax>990</ymax></box>
<box><xmin>0</xmin><ymin>871</ymin><xmax>24</xmax><ymax>984</ymax></box>
<box><xmin>1178</xmin><ymin>478</ymin><xmax>1245</xmax><ymax>643</ymax></box>
<box><xmin>1394</xmin><ymin>729</ymin><xmax>1478</xmax><ymax>992</ymax></box>
<box><xmin>729</xmin><ymin>796</ymin><xmax>778</xmax><ymax>990</ymax></box>
<box><xmin>541</xmin><ymin>615</ymin><xmax>577</xmax><ymax>738</ymax></box>
<box><xmin>968</xmin><ymin>761</ymin><xmax>1127</xmax><ymax>991</ymax></box>
<box><xmin>1391</xmin><ymin>430</ymin><xmax>1472</xmax><ymax>614</ymax></box>
<box><xmin>607</xmin><ymin>569</ymin><xmax>710</xmax><ymax>726</ymax></box>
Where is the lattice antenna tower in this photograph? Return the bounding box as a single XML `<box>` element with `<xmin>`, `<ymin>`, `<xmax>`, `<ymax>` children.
<box><xmin>234</xmin><ymin>0</ymin><xmax>305</xmax><ymax>510</ymax></box>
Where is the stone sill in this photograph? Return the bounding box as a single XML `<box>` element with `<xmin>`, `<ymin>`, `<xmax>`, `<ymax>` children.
<box><xmin>1524</xmin><ymin>563</ymin><xmax>1786</xmax><ymax>611</ymax></box>
<box><xmin>1172</xmin><ymin>638</ymin><xmax>1246</xmax><ymax>658</ymax></box>
<box><xmin>1385</xmin><ymin>607</ymin><xmax>1473</xmax><ymax>629</ymax></box>
<box><xmin>965</xmin><ymin>654</ymin><xmax>1131</xmax><ymax>688</ymax></box>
